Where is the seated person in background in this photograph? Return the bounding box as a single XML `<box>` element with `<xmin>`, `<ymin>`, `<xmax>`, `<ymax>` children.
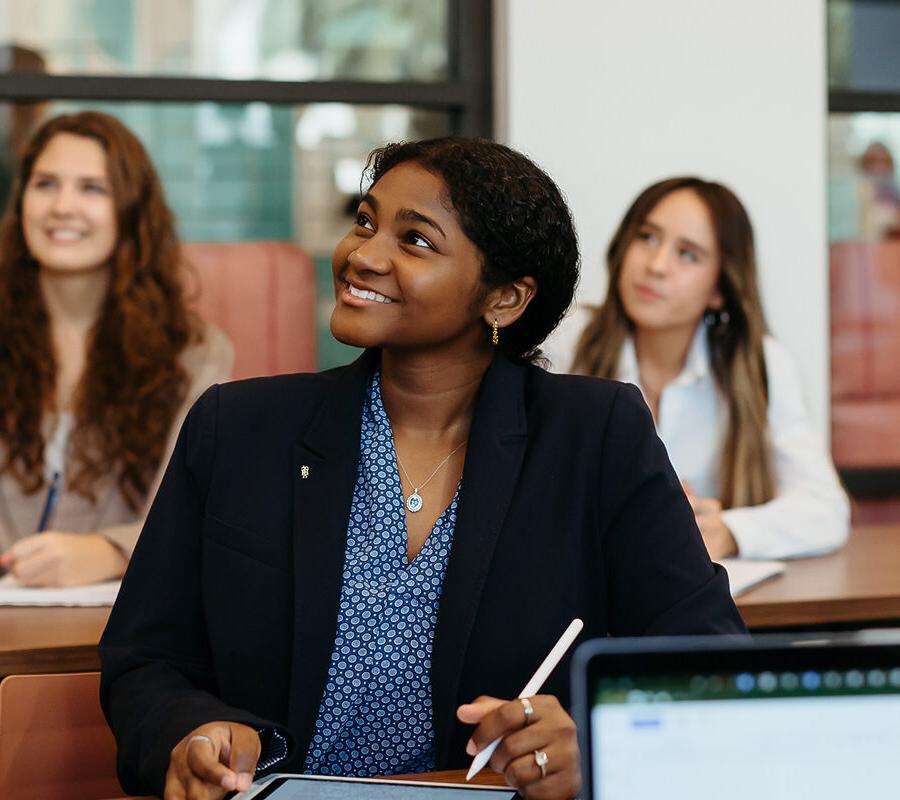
<box><xmin>569</xmin><ymin>177</ymin><xmax>849</xmax><ymax>561</ymax></box>
<box><xmin>101</xmin><ymin>138</ymin><xmax>745</xmax><ymax>800</ymax></box>
<box><xmin>0</xmin><ymin>111</ymin><xmax>233</xmax><ymax>587</ymax></box>
<box><xmin>857</xmin><ymin>141</ymin><xmax>900</xmax><ymax>240</ymax></box>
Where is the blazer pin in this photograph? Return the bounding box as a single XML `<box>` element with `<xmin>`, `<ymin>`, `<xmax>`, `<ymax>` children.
<box><xmin>300</xmin><ymin>465</ymin><xmax>310</xmax><ymax>479</ymax></box>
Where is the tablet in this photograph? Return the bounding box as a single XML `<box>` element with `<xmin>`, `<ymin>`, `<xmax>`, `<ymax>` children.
<box><xmin>248</xmin><ymin>774</ymin><xmax>518</xmax><ymax>800</ymax></box>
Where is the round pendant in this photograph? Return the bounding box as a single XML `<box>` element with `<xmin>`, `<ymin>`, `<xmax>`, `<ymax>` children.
<box><xmin>406</xmin><ymin>491</ymin><xmax>423</xmax><ymax>513</ymax></box>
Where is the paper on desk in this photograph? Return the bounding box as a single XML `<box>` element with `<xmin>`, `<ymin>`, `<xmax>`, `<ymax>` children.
<box><xmin>0</xmin><ymin>574</ymin><xmax>120</xmax><ymax>606</ymax></box>
<box><xmin>718</xmin><ymin>558</ymin><xmax>786</xmax><ymax>598</ymax></box>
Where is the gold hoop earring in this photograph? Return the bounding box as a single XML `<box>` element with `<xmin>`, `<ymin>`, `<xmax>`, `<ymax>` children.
<box><xmin>492</xmin><ymin>319</ymin><xmax>500</xmax><ymax>347</ymax></box>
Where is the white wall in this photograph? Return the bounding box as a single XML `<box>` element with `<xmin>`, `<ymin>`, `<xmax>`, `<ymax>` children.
<box><xmin>498</xmin><ymin>0</ymin><xmax>830</xmax><ymax>435</ymax></box>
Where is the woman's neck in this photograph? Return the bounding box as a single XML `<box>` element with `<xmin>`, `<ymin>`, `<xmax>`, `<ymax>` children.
<box><xmin>39</xmin><ymin>267</ymin><xmax>111</xmax><ymax>332</ymax></box>
<box><xmin>39</xmin><ymin>267</ymin><xmax>112</xmax><ymax>411</ymax></box>
<box><xmin>379</xmin><ymin>347</ymin><xmax>493</xmax><ymax>442</ymax></box>
<box><xmin>633</xmin><ymin>323</ymin><xmax>697</xmax><ymax>413</ymax></box>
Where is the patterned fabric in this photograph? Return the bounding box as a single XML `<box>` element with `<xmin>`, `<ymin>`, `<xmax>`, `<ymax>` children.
<box><xmin>304</xmin><ymin>370</ymin><xmax>459</xmax><ymax>776</ymax></box>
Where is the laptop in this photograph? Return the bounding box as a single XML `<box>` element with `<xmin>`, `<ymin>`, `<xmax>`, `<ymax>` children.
<box><xmin>571</xmin><ymin>632</ymin><xmax>900</xmax><ymax>799</ymax></box>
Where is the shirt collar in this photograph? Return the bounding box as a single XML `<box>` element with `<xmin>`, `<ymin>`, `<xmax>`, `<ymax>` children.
<box><xmin>618</xmin><ymin>321</ymin><xmax>710</xmax><ymax>387</ymax></box>
<box><xmin>364</xmin><ymin>367</ymin><xmax>392</xmax><ymax>432</ymax></box>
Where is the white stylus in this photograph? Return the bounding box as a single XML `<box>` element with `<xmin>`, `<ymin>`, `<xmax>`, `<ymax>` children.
<box><xmin>465</xmin><ymin>617</ymin><xmax>584</xmax><ymax>781</ymax></box>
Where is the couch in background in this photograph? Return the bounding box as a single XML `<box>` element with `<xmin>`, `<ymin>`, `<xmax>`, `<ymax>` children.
<box><xmin>830</xmin><ymin>239</ymin><xmax>900</xmax><ymax>522</ymax></box>
<box><xmin>831</xmin><ymin>239</ymin><xmax>900</xmax><ymax>468</ymax></box>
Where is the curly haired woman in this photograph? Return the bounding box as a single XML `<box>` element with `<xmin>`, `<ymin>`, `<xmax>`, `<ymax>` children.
<box><xmin>101</xmin><ymin>138</ymin><xmax>744</xmax><ymax>800</ymax></box>
<box><xmin>0</xmin><ymin>111</ymin><xmax>233</xmax><ymax>587</ymax></box>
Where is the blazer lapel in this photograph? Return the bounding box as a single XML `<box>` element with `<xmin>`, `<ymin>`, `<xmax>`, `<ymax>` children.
<box><xmin>431</xmin><ymin>355</ymin><xmax>529</xmax><ymax>766</ymax></box>
<box><xmin>287</xmin><ymin>349</ymin><xmax>377</xmax><ymax>765</ymax></box>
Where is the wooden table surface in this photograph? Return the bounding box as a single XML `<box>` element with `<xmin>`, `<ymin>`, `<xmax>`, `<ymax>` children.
<box><xmin>0</xmin><ymin>605</ymin><xmax>109</xmax><ymax>676</ymax></box>
<box><xmin>2</xmin><ymin>525</ymin><xmax>899</xmax><ymax>679</ymax></box>
<box><xmin>736</xmin><ymin>524</ymin><xmax>900</xmax><ymax>629</ymax></box>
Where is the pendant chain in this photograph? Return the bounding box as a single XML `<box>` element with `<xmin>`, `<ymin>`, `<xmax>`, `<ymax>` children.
<box><xmin>396</xmin><ymin>440</ymin><xmax>466</xmax><ymax>512</ymax></box>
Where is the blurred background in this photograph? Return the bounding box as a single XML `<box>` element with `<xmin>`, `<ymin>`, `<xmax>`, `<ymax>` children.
<box><xmin>0</xmin><ymin>0</ymin><xmax>898</xmax><ymax>519</ymax></box>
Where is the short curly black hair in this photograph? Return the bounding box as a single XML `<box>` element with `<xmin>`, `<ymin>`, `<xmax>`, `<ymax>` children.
<box><xmin>365</xmin><ymin>137</ymin><xmax>580</xmax><ymax>363</ymax></box>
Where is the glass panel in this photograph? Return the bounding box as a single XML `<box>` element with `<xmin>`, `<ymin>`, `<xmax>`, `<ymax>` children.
<box><xmin>828</xmin><ymin>112</ymin><xmax>900</xmax><ymax>242</ymax></box>
<box><xmin>0</xmin><ymin>0</ymin><xmax>449</xmax><ymax>82</ymax></box>
<box><xmin>0</xmin><ymin>100</ymin><xmax>450</xmax><ymax>368</ymax></box>
<box><xmin>828</xmin><ymin>0</ymin><xmax>900</xmax><ymax>92</ymax></box>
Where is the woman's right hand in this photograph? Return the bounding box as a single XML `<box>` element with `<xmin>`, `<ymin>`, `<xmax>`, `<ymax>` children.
<box><xmin>165</xmin><ymin>721</ymin><xmax>260</xmax><ymax>800</ymax></box>
<box><xmin>0</xmin><ymin>531</ymin><xmax>127</xmax><ymax>587</ymax></box>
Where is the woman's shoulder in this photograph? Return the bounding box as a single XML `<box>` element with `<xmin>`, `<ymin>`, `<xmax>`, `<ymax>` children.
<box><xmin>525</xmin><ymin>361</ymin><xmax>646</xmax><ymax>422</ymax></box>
<box><xmin>180</xmin><ymin>320</ymin><xmax>234</xmax><ymax>382</ymax></box>
<box><xmin>760</xmin><ymin>334</ymin><xmax>811</xmax><ymax>418</ymax></box>
<box><xmin>213</xmin><ymin>358</ymin><xmax>362</xmax><ymax>415</ymax></box>
<box><xmin>761</xmin><ymin>334</ymin><xmax>803</xmax><ymax>390</ymax></box>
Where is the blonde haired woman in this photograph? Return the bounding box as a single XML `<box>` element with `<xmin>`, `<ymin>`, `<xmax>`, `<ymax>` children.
<box><xmin>569</xmin><ymin>177</ymin><xmax>849</xmax><ymax>560</ymax></box>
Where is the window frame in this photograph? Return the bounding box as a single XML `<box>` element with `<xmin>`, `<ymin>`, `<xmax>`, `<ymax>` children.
<box><xmin>0</xmin><ymin>0</ymin><xmax>493</xmax><ymax>136</ymax></box>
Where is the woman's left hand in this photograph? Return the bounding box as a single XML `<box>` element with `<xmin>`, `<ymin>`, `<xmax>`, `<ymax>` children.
<box><xmin>0</xmin><ymin>531</ymin><xmax>128</xmax><ymax>587</ymax></box>
<box><xmin>684</xmin><ymin>491</ymin><xmax>738</xmax><ymax>560</ymax></box>
<box><xmin>457</xmin><ymin>694</ymin><xmax>581</xmax><ymax>800</ymax></box>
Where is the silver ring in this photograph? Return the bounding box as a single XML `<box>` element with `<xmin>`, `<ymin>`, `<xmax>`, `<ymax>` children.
<box><xmin>520</xmin><ymin>697</ymin><xmax>534</xmax><ymax>725</ymax></box>
<box><xmin>186</xmin><ymin>734</ymin><xmax>213</xmax><ymax>759</ymax></box>
<box><xmin>534</xmin><ymin>749</ymin><xmax>549</xmax><ymax>779</ymax></box>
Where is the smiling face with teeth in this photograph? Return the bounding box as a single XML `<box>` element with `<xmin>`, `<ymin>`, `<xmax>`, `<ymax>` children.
<box><xmin>22</xmin><ymin>132</ymin><xmax>118</xmax><ymax>275</ymax></box>
<box><xmin>331</xmin><ymin>161</ymin><xmax>494</xmax><ymax>357</ymax></box>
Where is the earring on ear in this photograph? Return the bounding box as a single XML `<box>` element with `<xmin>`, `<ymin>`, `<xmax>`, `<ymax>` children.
<box><xmin>703</xmin><ymin>308</ymin><xmax>731</xmax><ymax>330</ymax></box>
<box><xmin>492</xmin><ymin>319</ymin><xmax>500</xmax><ymax>347</ymax></box>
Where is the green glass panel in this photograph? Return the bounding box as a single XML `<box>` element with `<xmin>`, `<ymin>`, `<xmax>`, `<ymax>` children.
<box><xmin>2</xmin><ymin>0</ymin><xmax>449</xmax><ymax>82</ymax></box>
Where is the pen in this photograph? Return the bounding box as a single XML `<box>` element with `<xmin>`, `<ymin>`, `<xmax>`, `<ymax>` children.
<box><xmin>466</xmin><ymin>617</ymin><xmax>584</xmax><ymax>781</ymax></box>
<box><xmin>37</xmin><ymin>471</ymin><xmax>62</xmax><ymax>533</ymax></box>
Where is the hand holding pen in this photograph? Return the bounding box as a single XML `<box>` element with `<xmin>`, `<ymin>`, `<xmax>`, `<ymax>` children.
<box><xmin>0</xmin><ymin>471</ymin><xmax>128</xmax><ymax>587</ymax></box>
<box><xmin>456</xmin><ymin>619</ymin><xmax>583</xmax><ymax>799</ymax></box>
<box><xmin>0</xmin><ymin>531</ymin><xmax>128</xmax><ymax>587</ymax></box>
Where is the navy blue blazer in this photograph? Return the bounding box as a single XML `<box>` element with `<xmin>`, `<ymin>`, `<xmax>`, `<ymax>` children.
<box><xmin>100</xmin><ymin>350</ymin><xmax>745</xmax><ymax>795</ymax></box>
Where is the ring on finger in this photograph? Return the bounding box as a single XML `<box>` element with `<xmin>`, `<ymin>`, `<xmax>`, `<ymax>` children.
<box><xmin>186</xmin><ymin>734</ymin><xmax>213</xmax><ymax>759</ymax></box>
<box><xmin>533</xmin><ymin>749</ymin><xmax>549</xmax><ymax>779</ymax></box>
<box><xmin>520</xmin><ymin>697</ymin><xmax>534</xmax><ymax>726</ymax></box>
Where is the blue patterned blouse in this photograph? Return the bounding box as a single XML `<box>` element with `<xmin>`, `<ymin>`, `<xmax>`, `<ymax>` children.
<box><xmin>304</xmin><ymin>370</ymin><xmax>460</xmax><ymax>776</ymax></box>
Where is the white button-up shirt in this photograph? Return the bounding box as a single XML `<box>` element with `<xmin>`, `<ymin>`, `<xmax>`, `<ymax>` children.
<box><xmin>544</xmin><ymin>312</ymin><xmax>850</xmax><ymax>559</ymax></box>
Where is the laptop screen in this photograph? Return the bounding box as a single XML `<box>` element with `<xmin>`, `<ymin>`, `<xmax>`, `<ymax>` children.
<box><xmin>575</xmin><ymin>635</ymin><xmax>900</xmax><ymax>799</ymax></box>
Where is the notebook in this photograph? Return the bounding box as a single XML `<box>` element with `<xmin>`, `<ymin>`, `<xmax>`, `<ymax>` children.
<box><xmin>571</xmin><ymin>632</ymin><xmax>900</xmax><ymax>799</ymax></box>
<box><xmin>718</xmin><ymin>557</ymin><xmax>786</xmax><ymax>597</ymax></box>
<box><xmin>0</xmin><ymin>574</ymin><xmax>120</xmax><ymax>606</ymax></box>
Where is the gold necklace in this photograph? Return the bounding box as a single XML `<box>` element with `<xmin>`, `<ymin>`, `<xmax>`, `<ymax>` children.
<box><xmin>395</xmin><ymin>441</ymin><xmax>466</xmax><ymax>513</ymax></box>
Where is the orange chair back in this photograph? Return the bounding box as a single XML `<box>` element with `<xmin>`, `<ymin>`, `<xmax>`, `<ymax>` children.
<box><xmin>0</xmin><ymin>671</ymin><xmax>122</xmax><ymax>800</ymax></box>
<box><xmin>183</xmin><ymin>240</ymin><xmax>318</xmax><ymax>380</ymax></box>
<box><xmin>830</xmin><ymin>240</ymin><xmax>900</xmax><ymax>468</ymax></box>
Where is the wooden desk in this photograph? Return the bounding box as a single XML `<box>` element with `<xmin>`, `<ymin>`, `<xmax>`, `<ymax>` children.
<box><xmin>3</xmin><ymin>525</ymin><xmax>900</xmax><ymax>679</ymax></box>
<box><xmin>737</xmin><ymin>524</ymin><xmax>900</xmax><ymax>629</ymax></box>
<box><xmin>0</xmin><ymin>605</ymin><xmax>109</xmax><ymax>676</ymax></box>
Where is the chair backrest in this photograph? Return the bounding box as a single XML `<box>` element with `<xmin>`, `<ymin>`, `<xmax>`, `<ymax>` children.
<box><xmin>182</xmin><ymin>240</ymin><xmax>318</xmax><ymax>380</ymax></box>
<box><xmin>0</xmin><ymin>671</ymin><xmax>122</xmax><ymax>800</ymax></box>
<box><xmin>830</xmin><ymin>239</ymin><xmax>900</xmax><ymax>468</ymax></box>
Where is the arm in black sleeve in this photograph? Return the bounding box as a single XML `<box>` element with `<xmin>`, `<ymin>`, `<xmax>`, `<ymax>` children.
<box><xmin>99</xmin><ymin>385</ymin><xmax>293</xmax><ymax>796</ymax></box>
<box><xmin>599</xmin><ymin>383</ymin><xmax>747</xmax><ymax>636</ymax></box>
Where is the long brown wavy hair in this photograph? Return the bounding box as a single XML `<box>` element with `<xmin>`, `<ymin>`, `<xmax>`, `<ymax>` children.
<box><xmin>572</xmin><ymin>177</ymin><xmax>775</xmax><ymax>508</ymax></box>
<box><xmin>0</xmin><ymin>111</ymin><xmax>201</xmax><ymax>511</ymax></box>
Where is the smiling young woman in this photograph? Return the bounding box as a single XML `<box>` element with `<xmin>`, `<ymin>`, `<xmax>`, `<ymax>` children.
<box><xmin>100</xmin><ymin>141</ymin><xmax>745</xmax><ymax>800</ymax></box>
<box><xmin>0</xmin><ymin>112</ymin><xmax>233</xmax><ymax>587</ymax></box>
<box><xmin>570</xmin><ymin>177</ymin><xmax>850</xmax><ymax>561</ymax></box>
